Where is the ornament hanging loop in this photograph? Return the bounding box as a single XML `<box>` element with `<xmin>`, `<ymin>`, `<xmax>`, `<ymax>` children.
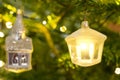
<box><xmin>81</xmin><ymin>21</ymin><xmax>89</xmax><ymax>28</ymax></box>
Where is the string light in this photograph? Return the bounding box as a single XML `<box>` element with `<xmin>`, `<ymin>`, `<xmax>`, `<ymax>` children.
<box><xmin>6</xmin><ymin>21</ymin><xmax>12</xmax><ymax>29</ymax></box>
<box><xmin>0</xmin><ymin>60</ymin><xmax>5</xmax><ymax>67</ymax></box>
<box><xmin>0</xmin><ymin>31</ymin><xmax>4</xmax><ymax>38</ymax></box>
<box><xmin>115</xmin><ymin>67</ymin><xmax>120</xmax><ymax>75</ymax></box>
<box><xmin>60</xmin><ymin>26</ymin><xmax>67</xmax><ymax>32</ymax></box>
<box><xmin>42</xmin><ymin>20</ymin><xmax>47</xmax><ymax>25</ymax></box>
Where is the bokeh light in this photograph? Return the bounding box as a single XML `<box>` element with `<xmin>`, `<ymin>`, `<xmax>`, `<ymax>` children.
<box><xmin>42</xmin><ymin>20</ymin><xmax>47</xmax><ymax>25</ymax></box>
<box><xmin>10</xmin><ymin>11</ymin><xmax>14</xmax><ymax>15</ymax></box>
<box><xmin>115</xmin><ymin>67</ymin><xmax>120</xmax><ymax>75</ymax></box>
<box><xmin>0</xmin><ymin>31</ymin><xmax>4</xmax><ymax>38</ymax></box>
<box><xmin>0</xmin><ymin>60</ymin><xmax>5</xmax><ymax>67</ymax></box>
<box><xmin>6</xmin><ymin>21</ymin><xmax>12</xmax><ymax>29</ymax></box>
<box><xmin>60</xmin><ymin>26</ymin><xmax>67</xmax><ymax>32</ymax></box>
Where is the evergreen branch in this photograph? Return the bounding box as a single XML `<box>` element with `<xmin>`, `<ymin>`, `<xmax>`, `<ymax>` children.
<box><xmin>34</xmin><ymin>23</ymin><xmax>59</xmax><ymax>57</ymax></box>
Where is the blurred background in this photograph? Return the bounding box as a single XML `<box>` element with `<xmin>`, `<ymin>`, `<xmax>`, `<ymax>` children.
<box><xmin>0</xmin><ymin>0</ymin><xmax>120</xmax><ymax>80</ymax></box>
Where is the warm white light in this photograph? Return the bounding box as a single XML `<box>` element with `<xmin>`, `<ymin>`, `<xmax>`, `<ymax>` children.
<box><xmin>80</xmin><ymin>43</ymin><xmax>87</xmax><ymax>49</ymax></box>
<box><xmin>76</xmin><ymin>42</ymin><xmax>94</xmax><ymax>62</ymax></box>
<box><xmin>0</xmin><ymin>60</ymin><xmax>5</xmax><ymax>67</ymax></box>
<box><xmin>60</xmin><ymin>26</ymin><xmax>67</xmax><ymax>32</ymax></box>
<box><xmin>115</xmin><ymin>67</ymin><xmax>120</xmax><ymax>75</ymax></box>
<box><xmin>0</xmin><ymin>31</ymin><xmax>4</xmax><ymax>38</ymax></box>
<box><xmin>42</xmin><ymin>20</ymin><xmax>47</xmax><ymax>25</ymax></box>
<box><xmin>6</xmin><ymin>21</ymin><xmax>12</xmax><ymax>29</ymax></box>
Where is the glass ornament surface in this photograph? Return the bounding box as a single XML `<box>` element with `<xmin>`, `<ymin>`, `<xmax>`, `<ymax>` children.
<box><xmin>65</xmin><ymin>21</ymin><xmax>107</xmax><ymax>67</ymax></box>
<box><xmin>5</xmin><ymin>9</ymin><xmax>33</xmax><ymax>73</ymax></box>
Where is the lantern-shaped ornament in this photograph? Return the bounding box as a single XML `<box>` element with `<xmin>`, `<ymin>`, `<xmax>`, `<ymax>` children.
<box><xmin>5</xmin><ymin>9</ymin><xmax>33</xmax><ymax>73</ymax></box>
<box><xmin>65</xmin><ymin>21</ymin><xmax>107</xmax><ymax>67</ymax></box>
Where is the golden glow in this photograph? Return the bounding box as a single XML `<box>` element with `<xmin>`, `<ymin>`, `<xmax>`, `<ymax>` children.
<box><xmin>115</xmin><ymin>0</ymin><xmax>120</xmax><ymax>5</ymax></box>
<box><xmin>6</xmin><ymin>21</ymin><xmax>12</xmax><ymax>29</ymax></box>
<box><xmin>80</xmin><ymin>43</ymin><xmax>87</xmax><ymax>50</ymax></box>
<box><xmin>0</xmin><ymin>60</ymin><xmax>5</xmax><ymax>67</ymax></box>
<box><xmin>89</xmin><ymin>43</ymin><xmax>94</xmax><ymax>59</ymax></box>
<box><xmin>60</xmin><ymin>26</ymin><xmax>67</xmax><ymax>32</ymax></box>
<box><xmin>115</xmin><ymin>67</ymin><xmax>120</xmax><ymax>74</ymax></box>
<box><xmin>0</xmin><ymin>32</ymin><xmax>4</xmax><ymax>38</ymax></box>
<box><xmin>76</xmin><ymin>42</ymin><xmax>94</xmax><ymax>61</ymax></box>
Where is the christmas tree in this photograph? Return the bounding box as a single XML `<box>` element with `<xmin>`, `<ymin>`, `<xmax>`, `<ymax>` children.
<box><xmin>0</xmin><ymin>0</ymin><xmax>120</xmax><ymax>80</ymax></box>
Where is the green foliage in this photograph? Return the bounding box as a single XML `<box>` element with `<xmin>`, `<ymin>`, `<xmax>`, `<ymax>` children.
<box><xmin>0</xmin><ymin>0</ymin><xmax>120</xmax><ymax>80</ymax></box>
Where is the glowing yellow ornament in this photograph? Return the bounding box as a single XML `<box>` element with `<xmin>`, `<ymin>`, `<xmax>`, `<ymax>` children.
<box><xmin>65</xmin><ymin>21</ymin><xmax>107</xmax><ymax>67</ymax></box>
